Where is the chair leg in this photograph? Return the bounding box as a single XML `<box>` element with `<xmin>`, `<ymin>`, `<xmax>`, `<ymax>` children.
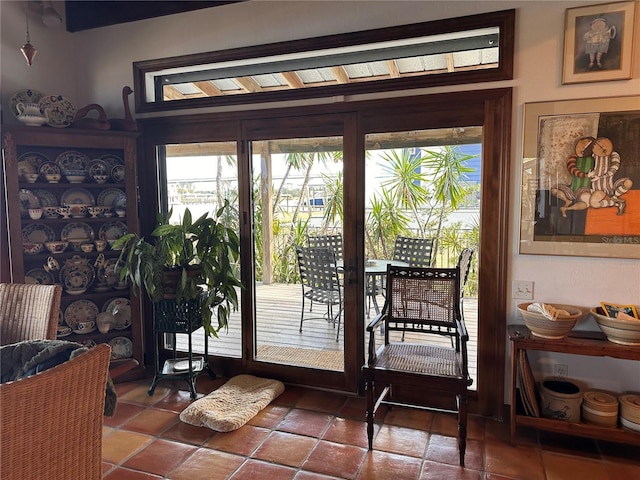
<box><xmin>457</xmin><ymin>393</ymin><xmax>468</xmax><ymax>466</ymax></box>
<box><xmin>365</xmin><ymin>374</ymin><xmax>374</xmax><ymax>449</ymax></box>
<box><xmin>300</xmin><ymin>294</ymin><xmax>306</xmax><ymax>333</ymax></box>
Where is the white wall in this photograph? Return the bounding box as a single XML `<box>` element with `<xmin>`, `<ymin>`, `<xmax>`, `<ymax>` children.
<box><xmin>2</xmin><ymin>1</ymin><xmax>639</xmax><ymax>395</ymax></box>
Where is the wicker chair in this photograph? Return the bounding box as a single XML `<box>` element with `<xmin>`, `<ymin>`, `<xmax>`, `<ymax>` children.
<box><xmin>0</xmin><ymin>343</ymin><xmax>111</xmax><ymax>480</ymax></box>
<box><xmin>362</xmin><ymin>265</ymin><xmax>472</xmax><ymax>466</ymax></box>
<box><xmin>392</xmin><ymin>236</ymin><xmax>435</xmax><ymax>268</ymax></box>
<box><xmin>0</xmin><ymin>283</ymin><xmax>62</xmax><ymax>345</ymax></box>
<box><xmin>295</xmin><ymin>245</ymin><xmax>343</xmax><ymax>341</ymax></box>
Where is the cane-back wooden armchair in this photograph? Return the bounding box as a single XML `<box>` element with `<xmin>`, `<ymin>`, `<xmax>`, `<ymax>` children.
<box><xmin>362</xmin><ymin>264</ymin><xmax>472</xmax><ymax>465</ymax></box>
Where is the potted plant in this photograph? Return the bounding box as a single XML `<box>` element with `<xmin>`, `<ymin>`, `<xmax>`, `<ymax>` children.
<box><xmin>113</xmin><ymin>201</ymin><xmax>242</xmax><ymax>337</ymax></box>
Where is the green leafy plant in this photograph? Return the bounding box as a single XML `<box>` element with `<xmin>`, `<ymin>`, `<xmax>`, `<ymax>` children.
<box><xmin>113</xmin><ymin>201</ymin><xmax>242</xmax><ymax>337</ymax></box>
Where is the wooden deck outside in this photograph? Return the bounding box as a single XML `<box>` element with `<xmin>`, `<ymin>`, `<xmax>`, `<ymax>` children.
<box><xmin>174</xmin><ymin>283</ymin><xmax>478</xmax><ymax>386</ymax></box>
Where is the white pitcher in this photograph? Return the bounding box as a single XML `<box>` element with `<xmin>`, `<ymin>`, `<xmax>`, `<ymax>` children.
<box><xmin>16</xmin><ymin>102</ymin><xmax>48</xmax><ymax>126</ymax></box>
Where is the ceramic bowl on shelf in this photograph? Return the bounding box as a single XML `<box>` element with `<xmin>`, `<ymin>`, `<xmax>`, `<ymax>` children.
<box><xmin>590</xmin><ymin>308</ymin><xmax>640</xmax><ymax>346</ymax></box>
<box><xmin>44</xmin><ymin>241</ymin><xmax>69</xmax><ymax>254</ymax></box>
<box><xmin>517</xmin><ymin>303</ymin><xmax>584</xmax><ymax>339</ymax></box>
<box><xmin>23</xmin><ymin>242</ymin><xmax>44</xmax><ymax>255</ymax></box>
<box><xmin>66</xmin><ymin>204</ymin><xmax>89</xmax><ymax>218</ymax></box>
<box><xmin>62</xmin><ymin>169</ymin><xmax>86</xmax><ymax>183</ymax></box>
<box><xmin>45</xmin><ymin>173</ymin><xmax>62</xmax><ymax>183</ymax></box>
<box><xmin>93</xmin><ymin>174</ymin><xmax>108</xmax><ymax>184</ymax></box>
<box><xmin>42</xmin><ymin>206</ymin><xmax>60</xmax><ymax>218</ymax></box>
<box><xmin>22</xmin><ymin>173</ymin><xmax>40</xmax><ymax>183</ymax></box>
<box><xmin>68</xmin><ymin>237</ymin><xmax>89</xmax><ymax>251</ymax></box>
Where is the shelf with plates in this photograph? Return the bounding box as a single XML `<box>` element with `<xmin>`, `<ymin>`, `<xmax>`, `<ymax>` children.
<box><xmin>2</xmin><ymin>125</ymin><xmax>144</xmax><ymax>378</ymax></box>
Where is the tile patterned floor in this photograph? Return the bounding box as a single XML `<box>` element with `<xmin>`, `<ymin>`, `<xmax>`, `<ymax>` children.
<box><xmin>103</xmin><ymin>376</ymin><xmax>640</xmax><ymax>479</ymax></box>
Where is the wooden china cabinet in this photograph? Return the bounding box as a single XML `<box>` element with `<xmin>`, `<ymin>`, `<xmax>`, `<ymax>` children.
<box><xmin>2</xmin><ymin>125</ymin><xmax>144</xmax><ymax>377</ymax></box>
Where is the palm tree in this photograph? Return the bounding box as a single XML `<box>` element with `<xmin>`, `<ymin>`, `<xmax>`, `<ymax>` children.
<box><xmin>379</xmin><ymin>149</ymin><xmax>430</xmax><ymax>237</ymax></box>
<box><xmin>366</xmin><ymin>189</ymin><xmax>410</xmax><ymax>259</ymax></box>
<box><xmin>322</xmin><ymin>171</ymin><xmax>343</xmax><ymax>231</ymax></box>
<box><xmin>421</xmin><ymin>145</ymin><xmax>476</xmax><ymax>259</ymax></box>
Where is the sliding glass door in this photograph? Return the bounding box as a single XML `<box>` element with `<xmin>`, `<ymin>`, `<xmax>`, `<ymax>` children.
<box><xmin>141</xmin><ymin>88</ymin><xmax>511</xmax><ymax>415</ymax></box>
<box><xmin>250</xmin><ymin>136</ymin><xmax>344</xmax><ymax>370</ymax></box>
<box><xmin>241</xmin><ymin>114</ymin><xmax>361</xmax><ymax>392</ymax></box>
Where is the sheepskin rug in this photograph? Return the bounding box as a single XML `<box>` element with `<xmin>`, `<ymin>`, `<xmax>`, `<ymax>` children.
<box><xmin>179</xmin><ymin>374</ymin><xmax>284</xmax><ymax>432</ymax></box>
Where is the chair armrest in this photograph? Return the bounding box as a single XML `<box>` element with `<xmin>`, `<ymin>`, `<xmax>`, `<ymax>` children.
<box><xmin>366</xmin><ymin>311</ymin><xmax>385</xmax><ymax>332</ymax></box>
<box><xmin>366</xmin><ymin>311</ymin><xmax>387</xmax><ymax>366</ymax></box>
<box><xmin>456</xmin><ymin>317</ymin><xmax>469</xmax><ymax>342</ymax></box>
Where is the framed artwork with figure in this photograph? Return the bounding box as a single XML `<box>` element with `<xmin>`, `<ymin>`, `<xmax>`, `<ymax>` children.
<box><xmin>562</xmin><ymin>1</ymin><xmax>636</xmax><ymax>84</ymax></box>
<box><xmin>520</xmin><ymin>96</ymin><xmax>640</xmax><ymax>258</ymax></box>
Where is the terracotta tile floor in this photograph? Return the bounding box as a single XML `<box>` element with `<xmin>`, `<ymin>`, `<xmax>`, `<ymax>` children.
<box><xmin>103</xmin><ymin>376</ymin><xmax>640</xmax><ymax>479</ymax></box>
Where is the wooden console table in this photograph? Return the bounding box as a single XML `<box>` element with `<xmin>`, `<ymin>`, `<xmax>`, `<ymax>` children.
<box><xmin>509</xmin><ymin>325</ymin><xmax>640</xmax><ymax>445</ymax></box>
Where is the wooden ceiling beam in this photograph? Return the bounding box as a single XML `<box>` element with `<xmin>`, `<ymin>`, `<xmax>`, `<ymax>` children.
<box><xmin>386</xmin><ymin>60</ymin><xmax>400</xmax><ymax>78</ymax></box>
<box><xmin>331</xmin><ymin>66</ymin><xmax>350</xmax><ymax>84</ymax></box>
<box><xmin>235</xmin><ymin>77</ymin><xmax>263</xmax><ymax>93</ymax></box>
<box><xmin>194</xmin><ymin>81</ymin><xmax>223</xmax><ymax>96</ymax></box>
<box><xmin>163</xmin><ymin>86</ymin><xmax>186</xmax><ymax>100</ymax></box>
<box><xmin>281</xmin><ymin>72</ymin><xmax>305</xmax><ymax>89</ymax></box>
<box><xmin>446</xmin><ymin>53</ymin><xmax>455</xmax><ymax>73</ymax></box>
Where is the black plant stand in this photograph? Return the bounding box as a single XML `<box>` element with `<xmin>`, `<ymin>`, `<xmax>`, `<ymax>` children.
<box><xmin>148</xmin><ymin>298</ymin><xmax>215</xmax><ymax>399</ymax></box>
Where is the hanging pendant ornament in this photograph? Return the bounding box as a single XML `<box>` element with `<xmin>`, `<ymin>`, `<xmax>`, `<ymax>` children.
<box><xmin>21</xmin><ymin>41</ymin><xmax>37</xmax><ymax>66</ymax></box>
<box><xmin>20</xmin><ymin>2</ymin><xmax>37</xmax><ymax>66</ymax></box>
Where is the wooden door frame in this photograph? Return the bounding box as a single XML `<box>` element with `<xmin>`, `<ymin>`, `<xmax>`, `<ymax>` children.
<box><xmin>138</xmin><ymin>87</ymin><xmax>511</xmax><ymax>418</ymax></box>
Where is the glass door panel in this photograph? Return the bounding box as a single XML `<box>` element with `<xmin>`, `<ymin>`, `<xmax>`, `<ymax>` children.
<box><xmin>364</xmin><ymin>128</ymin><xmax>481</xmax><ymax>388</ymax></box>
<box><xmin>250</xmin><ymin>137</ymin><xmax>344</xmax><ymax>371</ymax></box>
<box><xmin>161</xmin><ymin>141</ymin><xmax>242</xmax><ymax>358</ymax></box>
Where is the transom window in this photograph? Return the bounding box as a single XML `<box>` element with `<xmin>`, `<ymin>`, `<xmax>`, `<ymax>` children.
<box><xmin>134</xmin><ymin>9</ymin><xmax>514</xmax><ymax>112</ymax></box>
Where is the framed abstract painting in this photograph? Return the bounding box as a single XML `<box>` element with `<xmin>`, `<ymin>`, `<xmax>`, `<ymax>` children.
<box><xmin>520</xmin><ymin>96</ymin><xmax>640</xmax><ymax>258</ymax></box>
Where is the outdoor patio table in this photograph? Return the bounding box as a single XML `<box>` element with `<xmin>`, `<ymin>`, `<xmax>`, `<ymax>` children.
<box><xmin>365</xmin><ymin>259</ymin><xmax>410</xmax><ymax>316</ymax></box>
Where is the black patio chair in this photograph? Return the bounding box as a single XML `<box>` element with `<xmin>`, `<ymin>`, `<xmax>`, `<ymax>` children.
<box><xmin>362</xmin><ymin>264</ymin><xmax>472</xmax><ymax>466</ymax></box>
<box><xmin>392</xmin><ymin>235</ymin><xmax>435</xmax><ymax>268</ymax></box>
<box><xmin>295</xmin><ymin>245</ymin><xmax>343</xmax><ymax>341</ymax></box>
<box><xmin>307</xmin><ymin>233</ymin><xmax>343</xmax><ymax>261</ymax></box>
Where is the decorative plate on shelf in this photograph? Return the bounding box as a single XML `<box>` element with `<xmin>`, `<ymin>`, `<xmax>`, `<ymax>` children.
<box><xmin>98</xmin><ymin>221</ymin><xmax>128</xmax><ymax>241</ymax></box>
<box><xmin>32</xmin><ymin>189</ymin><xmax>58</xmax><ymax>207</ymax></box>
<box><xmin>63</xmin><ymin>270</ymin><xmax>90</xmax><ymax>293</ymax></box>
<box><xmin>38</xmin><ymin>95</ymin><xmax>76</xmax><ymax>128</ymax></box>
<box><xmin>25</xmin><ymin>268</ymin><xmax>55</xmax><ymax>285</ymax></box>
<box><xmin>111</xmin><ymin>164</ymin><xmax>125</xmax><ymax>183</ymax></box>
<box><xmin>61</xmin><ymin>222</ymin><xmax>95</xmax><ymax>242</ymax></box>
<box><xmin>10</xmin><ymin>89</ymin><xmax>44</xmax><ymax>117</ymax></box>
<box><xmin>18</xmin><ymin>152</ymin><xmax>49</xmax><ymax>176</ymax></box>
<box><xmin>59</xmin><ymin>256</ymin><xmax>95</xmax><ymax>290</ymax></box>
<box><xmin>100</xmin><ymin>154</ymin><xmax>124</xmax><ymax>170</ymax></box>
<box><xmin>60</xmin><ymin>187</ymin><xmax>95</xmax><ymax>206</ymax></box>
<box><xmin>19</xmin><ymin>189</ymin><xmax>41</xmax><ymax>217</ymax></box>
<box><xmin>103</xmin><ymin>297</ymin><xmax>131</xmax><ymax>330</ymax></box>
<box><xmin>64</xmin><ymin>299</ymin><xmax>99</xmax><ymax>331</ymax></box>
<box><xmin>38</xmin><ymin>161</ymin><xmax>62</xmax><ymax>176</ymax></box>
<box><xmin>96</xmin><ymin>188</ymin><xmax>125</xmax><ymax>208</ymax></box>
<box><xmin>109</xmin><ymin>337</ymin><xmax>133</xmax><ymax>359</ymax></box>
<box><xmin>87</xmin><ymin>159</ymin><xmax>108</xmax><ymax>178</ymax></box>
<box><xmin>55</xmin><ymin>151</ymin><xmax>89</xmax><ymax>172</ymax></box>
<box><xmin>21</xmin><ymin>223</ymin><xmax>55</xmax><ymax>243</ymax></box>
